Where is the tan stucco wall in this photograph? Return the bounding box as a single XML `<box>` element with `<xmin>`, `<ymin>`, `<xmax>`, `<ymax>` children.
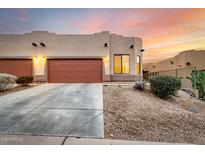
<box><xmin>0</xmin><ymin>31</ymin><xmax>143</xmax><ymax>81</ymax></box>
<box><xmin>184</xmin><ymin>50</ymin><xmax>205</xmax><ymax>70</ymax></box>
<box><xmin>143</xmin><ymin>50</ymin><xmax>205</xmax><ymax>88</ymax></box>
<box><xmin>144</xmin><ymin>50</ymin><xmax>205</xmax><ymax>73</ymax></box>
<box><xmin>0</xmin><ymin>31</ymin><xmax>110</xmax><ymax>58</ymax></box>
<box><xmin>109</xmin><ymin>34</ymin><xmax>143</xmax><ymax>80</ymax></box>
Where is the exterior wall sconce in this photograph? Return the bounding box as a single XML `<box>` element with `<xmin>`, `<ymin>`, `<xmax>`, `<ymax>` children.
<box><xmin>33</xmin><ymin>56</ymin><xmax>46</xmax><ymax>64</ymax></box>
<box><xmin>140</xmin><ymin>49</ymin><xmax>145</xmax><ymax>52</ymax></box>
<box><xmin>130</xmin><ymin>45</ymin><xmax>134</xmax><ymax>49</ymax></box>
<box><xmin>32</xmin><ymin>43</ymin><xmax>37</xmax><ymax>47</ymax></box>
<box><xmin>104</xmin><ymin>43</ymin><xmax>108</xmax><ymax>47</ymax></box>
<box><xmin>103</xmin><ymin>56</ymin><xmax>109</xmax><ymax>64</ymax></box>
<box><xmin>40</xmin><ymin>42</ymin><xmax>46</xmax><ymax>47</ymax></box>
<box><xmin>170</xmin><ymin>60</ymin><xmax>174</xmax><ymax>64</ymax></box>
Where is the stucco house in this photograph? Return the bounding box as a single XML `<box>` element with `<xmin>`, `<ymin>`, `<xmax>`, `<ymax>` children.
<box><xmin>143</xmin><ymin>50</ymin><xmax>205</xmax><ymax>88</ymax></box>
<box><xmin>0</xmin><ymin>31</ymin><xmax>143</xmax><ymax>83</ymax></box>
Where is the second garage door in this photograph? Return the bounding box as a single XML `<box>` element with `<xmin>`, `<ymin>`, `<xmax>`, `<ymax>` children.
<box><xmin>0</xmin><ymin>59</ymin><xmax>32</xmax><ymax>77</ymax></box>
<box><xmin>48</xmin><ymin>59</ymin><xmax>102</xmax><ymax>83</ymax></box>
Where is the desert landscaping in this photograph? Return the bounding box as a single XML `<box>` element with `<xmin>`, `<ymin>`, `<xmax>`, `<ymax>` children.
<box><xmin>0</xmin><ymin>73</ymin><xmax>36</xmax><ymax>96</ymax></box>
<box><xmin>103</xmin><ymin>85</ymin><xmax>205</xmax><ymax>144</ymax></box>
<box><xmin>1</xmin><ymin>72</ymin><xmax>205</xmax><ymax>144</ymax></box>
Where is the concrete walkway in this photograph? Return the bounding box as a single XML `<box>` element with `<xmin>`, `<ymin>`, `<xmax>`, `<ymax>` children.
<box><xmin>0</xmin><ymin>83</ymin><xmax>104</xmax><ymax>138</ymax></box>
<box><xmin>0</xmin><ymin>135</ymin><xmax>175</xmax><ymax>145</ymax></box>
<box><xmin>103</xmin><ymin>82</ymin><xmax>136</xmax><ymax>86</ymax></box>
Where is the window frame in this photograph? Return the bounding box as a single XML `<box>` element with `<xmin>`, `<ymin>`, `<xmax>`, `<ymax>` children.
<box><xmin>136</xmin><ymin>55</ymin><xmax>141</xmax><ymax>75</ymax></box>
<box><xmin>113</xmin><ymin>54</ymin><xmax>130</xmax><ymax>74</ymax></box>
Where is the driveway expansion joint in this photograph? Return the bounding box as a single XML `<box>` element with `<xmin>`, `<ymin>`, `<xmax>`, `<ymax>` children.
<box><xmin>66</xmin><ymin>112</ymin><xmax>103</xmax><ymax>136</ymax></box>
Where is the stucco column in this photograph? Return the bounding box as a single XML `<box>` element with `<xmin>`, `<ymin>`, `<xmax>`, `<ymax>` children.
<box><xmin>130</xmin><ymin>51</ymin><xmax>136</xmax><ymax>75</ymax></box>
<box><xmin>134</xmin><ymin>37</ymin><xmax>143</xmax><ymax>79</ymax></box>
<box><xmin>140</xmin><ymin>53</ymin><xmax>143</xmax><ymax>75</ymax></box>
<box><xmin>103</xmin><ymin>55</ymin><xmax>111</xmax><ymax>81</ymax></box>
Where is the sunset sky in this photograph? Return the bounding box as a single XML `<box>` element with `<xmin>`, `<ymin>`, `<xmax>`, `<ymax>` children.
<box><xmin>0</xmin><ymin>8</ymin><xmax>205</xmax><ymax>63</ymax></box>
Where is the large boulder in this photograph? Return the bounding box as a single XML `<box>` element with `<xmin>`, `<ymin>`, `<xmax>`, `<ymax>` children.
<box><xmin>0</xmin><ymin>73</ymin><xmax>17</xmax><ymax>91</ymax></box>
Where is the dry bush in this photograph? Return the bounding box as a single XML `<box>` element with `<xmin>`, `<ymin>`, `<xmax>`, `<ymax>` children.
<box><xmin>0</xmin><ymin>73</ymin><xmax>17</xmax><ymax>91</ymax></box>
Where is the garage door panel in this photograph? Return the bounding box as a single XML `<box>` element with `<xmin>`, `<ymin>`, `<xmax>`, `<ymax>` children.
<box><xmin>48</xmin><ymin>61</ymin><xmax>101</xmax><ymax>72</ymax></box>
<box><xmin>49</xmin><ymin>72</ymin><xmax>102</xmax><ymax>78</ymax></box>
<box><xmin>49</xmin><ymin>65</ymin><xmax>101</xmax><ymax>72</ymax></box>
<box><xmin>0</xmin><ymin>60</ymin><xmax>32</xmax><ymax>77</ymax></box>
<box><xmin>48</xmin><ymin>59</ymin><xmax>102</xmax><ymax>83</ymax></box>
<box><xmin>49</xmin><ymin>60</ymin><xmax>101</xmax><ymax>66</ymax></box>
<box><xmin>49</xmin><ymin>73</ymin><xmax>102</xmax><ymax>83</ymax></box>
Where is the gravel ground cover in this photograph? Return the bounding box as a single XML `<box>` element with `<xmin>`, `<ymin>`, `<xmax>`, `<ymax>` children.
<box><xmin>103</xmin><ymin>85</ymin><xmax>205</xmax><ymax>144</ymax></box>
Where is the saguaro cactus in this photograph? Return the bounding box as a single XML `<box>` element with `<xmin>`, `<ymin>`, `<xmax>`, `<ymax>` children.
<box><xmin>186</xmin><ymin>68</ymin><xmax>205</xmax><ymax>99</ymax></box>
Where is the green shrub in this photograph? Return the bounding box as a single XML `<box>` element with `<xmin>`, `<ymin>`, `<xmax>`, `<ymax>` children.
<box><xmin>134</xmin><ymin>81</ymin><xmax>145</xmax><ymax>91</ymax></box>
<box><xmin>150</xmin><ymin>75</ymin><xmax>181</xmax><ymax>98</ymax></box>
<box><xmin>16</xmin><ymin>76</ymin><xmax>33</xmax><ymax>86</ymax></box>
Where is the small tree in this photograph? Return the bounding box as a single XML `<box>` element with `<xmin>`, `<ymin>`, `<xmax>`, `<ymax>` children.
<box><xmin>186</xmin><ymin>68</ymin><xmax>205</xmax><ymax>99</ymax></box>
<box><xmin>16</xmin><ymin>76</ymin><xmax>34</xmax><ymax>86</ymax></box>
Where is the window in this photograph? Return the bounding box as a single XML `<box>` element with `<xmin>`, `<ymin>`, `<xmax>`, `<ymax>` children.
<box><xmin>114</xmin><ymin>55</ymin><xmax>121</xmax><ymax>74</ymax></box>
<box><xmin>122</xmin><ymin>55</ymin><xmax>129</xmax><ymax>74</ymax></box>
<box><xmin>114</xmin><ymin>55</ymin><xmax>130</xmax><ymax>74</ymax></box>
<box><xmin>136</xmin><ymin>55</ymin><xmax>141</xmax><ymax>75</ymax></box>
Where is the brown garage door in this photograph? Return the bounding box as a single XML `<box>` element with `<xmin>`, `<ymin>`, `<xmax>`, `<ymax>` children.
<box><xmin>48</xmin><ymin>59</ymin><xmax>102</xmax><ymax>83</ymax></box>
<box><xmin>0</xmin><ymin>59</ymin><xmax>32</xmax><ymax>77</ymax></box>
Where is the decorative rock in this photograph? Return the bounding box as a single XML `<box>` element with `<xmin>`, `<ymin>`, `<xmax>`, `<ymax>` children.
<box><xmin>145</xmin><ymin>82</ymin><xmax>150</xmax><ymax>90</ymax></box>
<box><xmin>187</xmin><ymin>107</ymin><xmax>198</xmax><ymax>113</ymax></box>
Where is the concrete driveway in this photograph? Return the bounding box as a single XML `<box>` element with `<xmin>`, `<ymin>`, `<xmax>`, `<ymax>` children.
<box><xmin>0</xmin><ymin>83</ymin><xmax>104</xmax><ymax>138</ymax></box>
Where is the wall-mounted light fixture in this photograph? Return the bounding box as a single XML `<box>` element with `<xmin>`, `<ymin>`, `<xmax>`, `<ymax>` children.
<box><xmin>170</xmin><ymin>60</ymin><xmax>174</xmax><ymax>64</ymax></box>
<box><xmin>32</xmin><ymin>43</ymin><xmax>37</xmax><ymax>47</ymax></box>
<box><xmin>33</xmin><ymin>56</ymin><xmax>46</xmax><ymax>64</ymax></box>
<box><xmin>104</xmin><ymin>43</ymin><xmax>108</xmax><ymax>47</ymax></box>
<box><xmin>130</xmin><ymin>45</ymin><xmax>134</xmax><ymax>49</ymax></box>
<box><xmin>103</xmin><ymin>56</ymin><xmax>109</xmax><ymax>64</ymax></box>
<box><xmin>40</xmin><ymin>42</ymin><xmax>46</xmax><ymax>47</ymax></box>
<box><xmin>140</xmin><ymin>49</ymin><xmax>145</xmax><ymax>52</ymax></box>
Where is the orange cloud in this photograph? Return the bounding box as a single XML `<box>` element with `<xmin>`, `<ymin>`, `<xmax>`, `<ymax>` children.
<box><xmin>66</xmin><ymin>9</ymin><xmax>205</xmax><ymax>63</ymax></box>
